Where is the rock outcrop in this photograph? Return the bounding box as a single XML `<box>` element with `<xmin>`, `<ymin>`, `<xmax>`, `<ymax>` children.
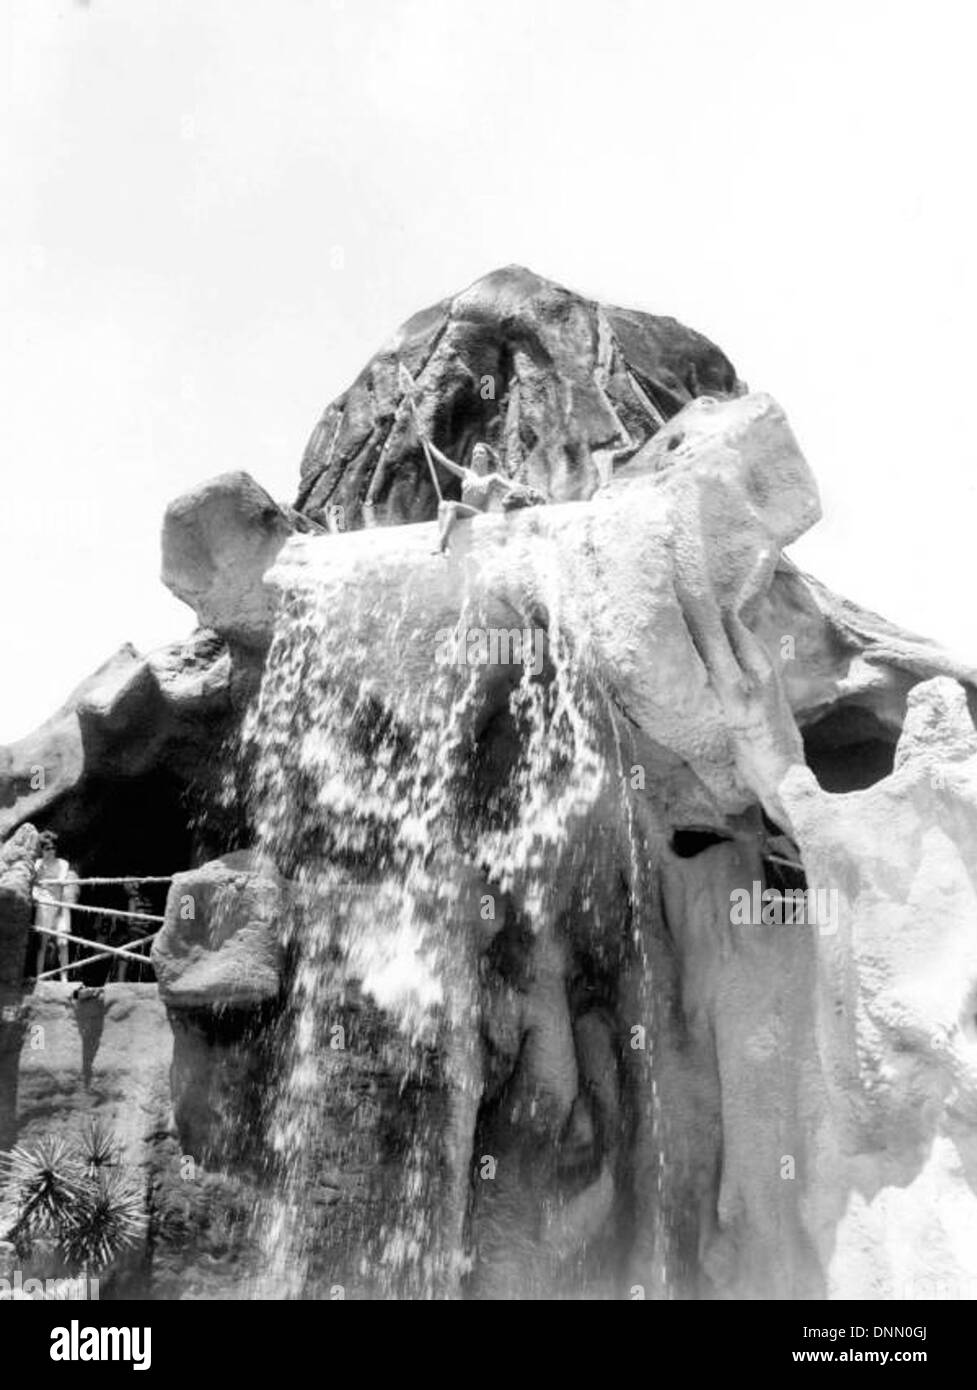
<box><xmin>153</xmin><ymin>850</ymin><xmax>286</xmax><ymax>1009</ymax></box>
<box><xmin>779</xmin><ymin>679</ymin><xmax>977</xmax><ymax>1299</ymax></box>
<box><xmin>0</xmin><ymin>631</ymin><xmax>240</xmax><ymax>889</ymax></box>
<box><xmin>161</xmin><ymin>472</ymin><xmax>324</xmax><ymax>654</ymax></box>
<box><xmin>3</xmin><ymin>265</ymin><xmax>976</xmax><ymax>1302</ymax></box>
<box><xmin>0</xmin><ymin>632</ymin><xmax>233</xmax><ymax>832</ymax></box>
<box><xmin>0</xmin><ymin>824</ymin><xmax>39</xmax><ymax>1148</ymax></box>
<box><xmin>0</xmin><ymin>824</ymin><xmax>38</xmax><ymax>988</ymax></box>
<box><xmin>297</xmin><ymin>264</ymin><xmax>744</xmax><ymax>528</ymax></box>
<box><xmin>245</xmin><ymin>378</ymin><xmax>977</xmax><ymax>1299</ymax></box>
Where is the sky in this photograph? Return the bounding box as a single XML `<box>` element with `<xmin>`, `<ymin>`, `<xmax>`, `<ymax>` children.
<box><xmin>2</xmin><ymin>0</ymin><xmax>975</xmax><ymax>741</ymax></box>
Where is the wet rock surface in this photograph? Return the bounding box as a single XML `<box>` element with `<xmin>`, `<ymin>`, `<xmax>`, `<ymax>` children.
<box><xmin>153</xmin><ymin>850</ymin><xmax>286</xmax><ymax>1010</ymax></box>
<box><xmin>3</xmin><ymin>268</ymin><xmax>976</xmax><ymax>1300</ymax></box>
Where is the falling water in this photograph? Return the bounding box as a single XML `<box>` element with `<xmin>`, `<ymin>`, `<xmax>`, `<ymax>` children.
<box><xmin>605</xmin><ymin>699</ymin><xmax>673</xmax><ymax>1297</ymax></box>
<box><xmin>239</xmin><ymin>561</ymin><xmax>475</xmax><ymax>1297</ymax></box>
<box><xmin>235</xmin><ymin>523</ymin><xmax>673</xmax><ymax>1297</ymax></box>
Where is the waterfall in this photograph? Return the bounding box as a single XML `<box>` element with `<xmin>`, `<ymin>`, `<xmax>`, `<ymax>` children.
<box><xmin>235</xmin><ymin>524</ymin><xmax>671</xmax><ymax>1298</ymax></box>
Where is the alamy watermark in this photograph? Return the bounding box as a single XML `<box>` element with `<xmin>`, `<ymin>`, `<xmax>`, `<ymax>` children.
<box><xmin>434</xmin><ymin>626</ymin><xmax>544</xmax><ymax>676</ymax></box>
<box><xmin>50</xmin><ymin>1320</ymin><xmax>151</xmax><ymax>1370</ymax></box>
<box><xmin>0</xmin><ymin>1270</ymin><xmax>98</xmax><ymax>1301</ymax></box>
<box><xmin>729</xmin><ymin>881</ymin><xmax>839</xmax><ymax>935</ymax></box>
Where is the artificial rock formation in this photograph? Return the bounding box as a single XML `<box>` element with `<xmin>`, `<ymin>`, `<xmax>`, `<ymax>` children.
<box><xmin>0</xmin><ymin>631</ymin><xmax>236</xmax><ymax>878</ymax></box>
<box><xmin>0</xmin><ymin>824</ymin><xmax>40</xmax><ymax>1149</ymax></box>
<box><xmin>0</xmin><ymin>824</ymin><xmax>38</xmax><ymax>988</ymax></box>
<box><xmin>2</xmin><ymin>266</ymin><xmax>976</xmax><ymax>1301</ymax></box>
<box><xmin>161</xmin><ymin>472</ymin><xmax>324</xmax><ymax>654</ymax></box>
<box><xmin>271</xmin><ymin>392</ymin><xmax>819</xmax><ymax>825</ymax></box>
<box><xmin>153</xmin><ymin>851</ymin><xmax>286</xmax><ymax>1010</ymax></box>
<box><xmin>297</xmin><ymin>264</ymin><xmax>743</xmax><ymax>527</ymax></box>
<box><xmin>241</xmin><ymin>382</ymin><xmax>977</xmax><ymax>1300</ymax></box>
<box><xmin>780</xmin><ymin>680</ymin><xmax>977</xmax><ymax>1299</ymax></box>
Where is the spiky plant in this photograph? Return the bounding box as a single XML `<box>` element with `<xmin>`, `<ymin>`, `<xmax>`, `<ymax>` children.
<box><xmin>77</xmin><ymin>1118</ymin><xmax>121</xmax><ymax>1179</ymax></box>
<box><xmin>0</xmin><ymin>1138</ymin><xmax>86</xmax><ymax>1247</ymax></box>
<box><xmin>60</xmin><ymin>1169</ymin><xmax>146</xmax><ymax>1272</ymax></box>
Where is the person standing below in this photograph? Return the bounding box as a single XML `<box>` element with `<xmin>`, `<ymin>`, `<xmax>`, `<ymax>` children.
<box><xmin>32</xmin><ymin>831</ymin><xmax>79</xmax><ymax>982</ymax></box>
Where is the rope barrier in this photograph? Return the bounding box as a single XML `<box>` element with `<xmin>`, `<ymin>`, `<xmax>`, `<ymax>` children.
<box><xmin>31</xmin><ymin>922</ymin><xmax>158</xmax><ymax>966</ymax></box>
<box><xmin>30</xmin><ymin>870</ymin><xmax>171</xmax><ymax>984</ymax></box>
<box><xmin>33</xmin><ymin>932</ymin><xmax>157</xmax><ymax>983</ymax></box>
<box><xmin>765</xmin><ymin>853</ymin><xmax>805</xmax><ymax>872</ymax></box>
<box><xmin>33</xmin><ymin>897</ymin><xmax>165</xmax><ymax>926</ymax></box>
<box><xmin>37</xmin><ymin>875</ymin><xmax>174</xmax><ymax>887</ymax></box>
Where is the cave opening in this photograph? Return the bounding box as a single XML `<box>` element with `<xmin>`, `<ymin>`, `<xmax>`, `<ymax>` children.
<box><xmin>801</xmin><ymin>703</ymin><xmax>898</xmax><ymax>792</ymax></box>
<box><xmin>26</xmin><ymin>770</ymin><xmax>207</xmax><ymax>987</ymax></box>
<box><xmin>670</xmin><ymin>828</ymin><xmax>732</xmax><ymax>858</ymax></box>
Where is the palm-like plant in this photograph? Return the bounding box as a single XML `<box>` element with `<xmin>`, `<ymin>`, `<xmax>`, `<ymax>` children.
<box><xmin>60</xmin><ymin>1169</ymin><xmax>146</xmax><ymax>1271</ymax></box>
<box><xmin>77</xmin><ymin>1118</ymin><xmax>121</xmax><ymax>1178</ymax></box>
<box><xmin>0</xmin><ymin>1138</ymin><xmax>86</xmax><ymax>1245</ymax></box>
<box><xmin>1</xmin><ymin>1129</ymin><xmax>145</xmax><ymax>1272</ymax></box>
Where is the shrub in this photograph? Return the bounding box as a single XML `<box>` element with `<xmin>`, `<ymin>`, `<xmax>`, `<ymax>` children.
<box><xmin>0</xmin><ymin>1129</ymin><xmax>145</xmax><ymax>1273</ymax></box>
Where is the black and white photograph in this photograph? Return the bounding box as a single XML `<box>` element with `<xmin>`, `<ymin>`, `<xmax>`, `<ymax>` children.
<box><xmin>0</xmin><ymin>0</ymin><xmax>973</xmax><ymax>1351</ymax></box>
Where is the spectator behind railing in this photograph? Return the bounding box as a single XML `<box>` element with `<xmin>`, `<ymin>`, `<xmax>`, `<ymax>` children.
<box><xmin>32</xmin><ymin>831</ymin><xmax>79</xmax><ymax>982</ymax></box>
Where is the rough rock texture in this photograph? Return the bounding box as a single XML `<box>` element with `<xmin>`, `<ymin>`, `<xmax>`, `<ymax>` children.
<box><xmin>10</xmin><ymin>984</ymin><xmax>172</xmax><ymax>1159</ymax></box>
<box><xmin>149</xmin><ymin>851</ymin><xmax>287</xmax><ymax>1187</ymax></box>
<box><xmin>0</xmin><ymin>630</ymin><xmax>234</xmax><ymax>857</ymax></box>
<box><xmin>757</xmin><ymin>564</ymin><xmax>977</xmax><ymax>752</ymax></box>
<box><xmin>267</xmin><ymin>393</ymin><xmax>863</xmax><ymax>827</ymax></box>
<box><xmin>0</xmin><ymin>824</ymin><xmax>38</xmax><ymax>987</ymax></box>
<box><xmin>5</xmin><ymin>267</ymin><xmax>977</xmax><ymax>1302</ymax></box>
<box><xmin>0</xmin><ymin>824</ymin><xmax>39</xmax><ymax>1148</ymax></box>
<box><xmin>0</xmin><ymin>982</ymin><xmax>174</xmax><ymax>1290</ymax></box>
<box><xmin>162</xmin><ymin>1003</ymin><xmax>273</xmax><ymax>1168</ymax></box>
<box><xmin>0</xmin><ymin>979</ymin><xmax>278</xmax><ymax>1299</ymax></box>
<box><xmin>161</xmin><ymin>472</ymin><xmax>323</xmax><ymax>652</ymax></box>
<box><xmin>0</xmin><ymin>484</ymin><xmax>317</xmax><ymax>864</ymax></box>
<box><xmin>248</xmin><ymin>382</ymin><xmax>977</xmax><ymax>1300</ymax></box>
<box><xmin>296</xmin><ymin>264</ymin><xmax>744</xmax><ymax>528</ymax></box>
<box><xmin>153</xmin><ymin>851</ymin><xmax>286</xmax><ymax>1009</ymax></box>
<box><xmin>780</xmin><ymin>678</ymin><xmax>977</xmax><ymax>1299</ymax></box>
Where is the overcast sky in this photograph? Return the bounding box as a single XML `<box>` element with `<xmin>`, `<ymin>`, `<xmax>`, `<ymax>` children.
<box><xmin>2</xmin><ymin>0</ymin><xmax>975</xmax><ymax>741</ymax></box>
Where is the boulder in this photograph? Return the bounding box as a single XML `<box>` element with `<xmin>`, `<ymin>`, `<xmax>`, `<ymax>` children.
<box><xmin>894</xmin><ymin>674</ymin><xmax>977</xmax><ymax>772</ymax></box>
<box><xmin>152</xmin><ymin>852</ymin><xmax>289</xmax><ymax>1171</ymax></box>
<box><xmin>161</xmin><ymin>471</ymin><xmax>323</xmax><ymax>649</ymax></box>
<box><xmin>152</xmin><ymin>851</ymin><xmax>286</xmax><ymax>1009</ymax></box>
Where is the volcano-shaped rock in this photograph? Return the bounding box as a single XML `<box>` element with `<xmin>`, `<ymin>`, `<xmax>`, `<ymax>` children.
<box><xmin>297</xmin><ymin>264</ymin><xmax>743</xmax><ymax>528</ymax></box>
